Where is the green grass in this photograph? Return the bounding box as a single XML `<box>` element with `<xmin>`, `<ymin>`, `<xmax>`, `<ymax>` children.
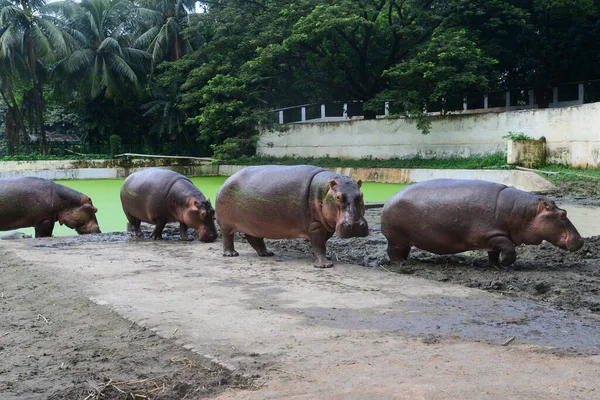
<box><xmin>221</xmin><ymin>152</ymin><xmax>508</xmax><ymax>169</ymax></box>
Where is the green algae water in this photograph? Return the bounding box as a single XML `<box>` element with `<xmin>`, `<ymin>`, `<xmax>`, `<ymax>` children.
<box><xmin>8</xmin><ymin>177</ymin><xmax>407</xmax><ymax>237</ymax></box>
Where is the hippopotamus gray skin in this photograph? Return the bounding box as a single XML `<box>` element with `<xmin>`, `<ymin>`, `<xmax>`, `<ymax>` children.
<box><xmin>120</xmin><ymin>168</ymin><xmax>217</xmax><ymax>242</ymax></box>
<box><xmin>381</xmin><ymin>179</ymin><xmax>584</xmax><ymax>267</ymax></box>
<box><xmin>216</xmin><ymin>165</ymin><xmax>369</xmax><ymax>268</ymax></box>
<box><xmin>0</xmin><ymin>177</ymin><xmax>101</xmax><ymax>237</ymax></box>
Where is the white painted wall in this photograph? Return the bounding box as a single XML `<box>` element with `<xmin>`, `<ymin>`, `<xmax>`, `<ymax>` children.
<box><xmin>258</xmin><ymin>102</ymin><xmax>600</xmax><ymax>167</ymax></box>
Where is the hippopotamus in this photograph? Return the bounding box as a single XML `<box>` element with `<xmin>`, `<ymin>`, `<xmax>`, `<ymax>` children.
<box><xmin>0</xmin><ymin>177</ymin><xmax>101</xmax><ymax>237</ymax></box>
<box><xmin>381</xmin><ymin>179</ymin><xmax>584</xmax><ymax>267</ymax></box>
<box><xmin>216</xmin><ymin>165</ymin><xmax>369</xmax><ymax>268</ymax></box>
<box><xmin>120</xmin><ymin>168</ymin><xmax>217</xmax><ymax>242</ymax></box>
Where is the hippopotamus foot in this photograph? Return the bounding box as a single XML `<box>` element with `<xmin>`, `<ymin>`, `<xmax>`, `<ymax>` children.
<box><xmin>245</xmin><ymin>235</ymin><xmax>274</xmax><ymax>257</ymax></box>
<box><xmin>488</xmin><ymin>237</ymin><xmax>517</xmax><ymax>267</ymax></box>
<box><xmin>222</xmin><ymin>232</ymin><xmax>239</xmax><ymax>257</ymax></box>
<box><xmin>223</xmin><ymin>249</ymin><xmax>239</xmax><ymax>257</ymax></box>
<box><xmin>314</xmin><ymin>260</ymin><xmax>334</xmax><ymax>269</ymax></box>
<box><xmin>386</xmin><ymin>243</ymin><xmax>411</xmax><ymax>262</ymax></box>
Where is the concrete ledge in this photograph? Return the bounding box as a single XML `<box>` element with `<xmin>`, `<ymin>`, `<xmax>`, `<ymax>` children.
<box><xmin>0</xmin><ymin>160</ymin><xmax>554</xmax><ymax>193</ymax></box>
<box><xmin>326</xmin><ymin>167</ymin><xmax>555</xmax><ymax>193</ymax></box>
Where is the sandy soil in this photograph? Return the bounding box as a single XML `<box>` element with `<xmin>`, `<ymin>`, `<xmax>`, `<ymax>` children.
<box><xmin>1</xmin><ymin>181</ymin><xmax>600</xmax><ymax>399</ymax></box>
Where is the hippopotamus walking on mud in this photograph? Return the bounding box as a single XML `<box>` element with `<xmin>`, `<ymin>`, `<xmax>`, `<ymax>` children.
<box><xmin>0</xmin><ymin>177</ymin><xmax>101</xmax><ymax>237</ymax></box>
<box><xmin>381</xmin><ymin>179</ymin><xmax>584</xmax><ymax>267</ymax></box>
<box><xmin>216</xmin><ymin>165</ymin><xmax>369</xmax><ymax>268</ymax></box>
<box><xmin>120</xmin><ymin>168</ymin><xmax>217</xmax><ymax>242</ymax></box>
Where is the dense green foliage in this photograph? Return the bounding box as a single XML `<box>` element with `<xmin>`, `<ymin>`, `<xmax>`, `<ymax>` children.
<box><xmin>1</xmin><ymin>0</ymin><xmax>600</xmax><ymax>158</ymax></box>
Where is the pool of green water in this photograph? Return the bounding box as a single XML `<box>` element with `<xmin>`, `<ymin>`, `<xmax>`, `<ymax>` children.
<box><xmin>9</xmin><ymin>177</ymin><xmax>408</xmax><ymax>237</ymax></box>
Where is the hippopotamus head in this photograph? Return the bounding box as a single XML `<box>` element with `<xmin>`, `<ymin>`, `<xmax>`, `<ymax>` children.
<box><xmin>182</xmin><ymin>198</ymin><xmax>218</xmax><ymax>242</ymax></box>
<box><xmin>59</xmin><ymin>196</ymin><xmax>101</xmax><ymax>234</ymax></box>
<box><xmin>321</xmin><ymin>177</ymin><xmax>369</xmax><ymax>238</ymax></box>
<box><xmin>526</xmin><ymin>200</ymin><xmax>583</xmax><ymax>251</ymax></box>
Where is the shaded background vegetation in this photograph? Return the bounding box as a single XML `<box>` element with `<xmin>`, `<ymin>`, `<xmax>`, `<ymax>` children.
<box><xmin>1</xmin><ymin>0</ymin><xmax>599</xmax><ymax>159</ymax></box>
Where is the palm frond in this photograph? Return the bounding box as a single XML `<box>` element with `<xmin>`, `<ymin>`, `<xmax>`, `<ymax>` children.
<box><xmin>133</xmin><ymin>26</ymin><xmax>160</xmax><ymax>49</ymax></box>
<box><xmin>0</xmin><ymin>25</ymin><xmax>20</xmax><ymax>60</ymax></box>
<box><xmin>97</xmin><ymin>37</ymin><xmax>122</xmax><ymax>55</ymax></box>
<box><xmin>64</xmin><ymin>48</ymin><xmax>95</xmax><ymax>74</ymax></box>
<box><xmin>104</xmin><ymin>52</ymin><xmax>138</xmax><ymax>85</ymax></box>
<box><xmin>36</xmin><ymin>17</ymin><xmax>70</xmax><ymax>56</ymax></box>
<box><xmin>28</xmin><ymin>25</ymin><xmax>53</xmax><ymax>61</ymax></box>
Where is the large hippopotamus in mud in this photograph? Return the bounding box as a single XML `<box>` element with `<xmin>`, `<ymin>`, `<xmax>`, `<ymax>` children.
<box><xmin>120</xmin><ymin>168</ymin><xmax>217</xmax><ymax>242</ymax></box>
<box><xmin>381</xmin><ymin>179</ymin><xmax>584</xmax><ymax>267</ymax></box>
<box><xmin>0</xmin><ymin>177</ymin><xmax>100</xmax><ymax>237</ymax></box>
<box><xmin>216</xmin><ymin>165</ymin><xmax>369</xmax><ymax>268</ymax></box>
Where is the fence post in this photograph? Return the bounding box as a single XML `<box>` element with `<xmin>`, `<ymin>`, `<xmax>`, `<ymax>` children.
<box><xmin>343</xmin><ymin>103</ymin><xmax>348</xmax><ymax>118</ymax></box>
<box><xmin>528</xmin><ymin>90</ymin><xmax>534</xmax><ymax>107</ymax></box>
<box><xmin>384</xmin><ymin>102</ymin><xmax>390</xmax><ymax>116</ymax></box>
<box><xmin>463</xmin><ymin>96</ymin><xmax>468</xmax><ymax>111</ymax></box>
<box><xmin>484</xmin><ymin>94</ymin><xmax>488</xmax><ymax>109</ymax></box>
<box><xmin>278</xmin><ymin>110</ymin><xmax>284</xmax><ymax>124</ymax></box>
<box><xmin>552</xmin><ymin>87</ymin><xmax>558</xmax><ymax>105</ymax></box>
<box><xmin>321</xmin><ymin>104</ymin><xmax>326</xmax><ymax>119</ymax></box>
<box><xmin>578</xmin><ymin>83</ymin><xmax>584</xmax><ymax>104</ymax></box>
<box><xmin>505</xmin><ymin>91</ymin><xmax>510</xmax><ymax>109</ymax></box>
<box><xmin>301</xmin><ymin>107</ymin><xmax>306</xmax><ymax>122</ymax></box>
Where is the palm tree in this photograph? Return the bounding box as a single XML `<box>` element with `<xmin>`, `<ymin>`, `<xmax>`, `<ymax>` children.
<box><xmin>51</xmin><ymin>0</ymin><xmax>151</xmax><ymax>102</ymax></box>
<box><xmin>0</xmin><ymin>0</ymin><xmax>74</xmax><ymax>153</ymax></box>
<box><xmin>133</xmin><ymin>0</ymin><xmax>195</xmax><ymax>71</ymax></box>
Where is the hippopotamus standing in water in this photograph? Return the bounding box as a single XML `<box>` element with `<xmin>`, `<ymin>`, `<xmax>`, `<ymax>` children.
<box><xmin>120</xmin><ymin>168</ymin><xmax>217</xmax><ymax>242</ymax></box>
<box><xmin>0</xmin><ymin>177</ymin><xmax>100</xmax><ymax>237</ymax></box>
<box><xmin>216</xmin><ymin>165</ymin><xmax>369</xmax><ymax>268</ymax></box>
<box><xmin>381</xmin><ymin>179</ymin><xmax>584</xmax><ymax>267</ymax></box>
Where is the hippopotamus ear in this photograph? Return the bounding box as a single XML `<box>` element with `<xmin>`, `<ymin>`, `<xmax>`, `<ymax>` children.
<box><xmin>356</xmin><ymin>179</ymin><xmax>362</xmax><ymax>188</ymax></box>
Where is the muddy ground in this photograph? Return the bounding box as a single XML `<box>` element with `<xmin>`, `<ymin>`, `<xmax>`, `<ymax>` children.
<box><xmin>1</xmin><ymin>180</ymin><xmax>599</xmax><ymax>399</ymax></box>
<box><xmin>0</xmin><ymin>249</ymin><xmax>250</xmax><ymax>399</ymax></box>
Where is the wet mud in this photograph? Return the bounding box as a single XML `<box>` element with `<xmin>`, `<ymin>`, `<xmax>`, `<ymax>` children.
<box><xmin>264</xmin><ymin>206</ymin><xmax>600</xmax><ymax>319</ymax></box>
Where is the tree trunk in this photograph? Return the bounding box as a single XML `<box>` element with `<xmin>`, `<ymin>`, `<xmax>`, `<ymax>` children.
<box><xmin>26</xmin><ymin>31</ymin><xmax>47</xmax><ymax>154</ymax></box>
<box><xmin>5</xmin><ymin>109</ymin><xmax>17</xmax><ymax>155</ymax></box>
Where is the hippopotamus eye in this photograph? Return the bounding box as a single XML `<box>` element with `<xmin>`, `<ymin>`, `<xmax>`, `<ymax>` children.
<box><xmin>558</xmin><ymin>211</ymin><xmax>567</xmax><ymax>221</ymax></box>
<box><xmin>336</xmin><ymin>193</ymin><xmax>344</xmax><ymax>202</ymax></box>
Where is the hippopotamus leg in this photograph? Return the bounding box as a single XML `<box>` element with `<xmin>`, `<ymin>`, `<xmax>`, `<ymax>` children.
<box><xmin>150</xmin><ymin>219</ymin><xmax>167</xmax><ymax>240</ymax></box>
<box><xmin>34</xmin><ymin>220</ymin><xmax>55</xmax><ymax>238</ymax></box>
<box><xmin>125</xmin><ymin>213</ymin><xmax>144</xmax><ymax>238</ymax></box>
<box><xmin>489</xmin><ymin>236</ymin><xmax>517</xmax><ymax>267</ymax></box>
<box><xmin>245</xmin><ymin>235</ymin><xmax>275</xmax><ymax>257</ymax></box>
<box><xmin>179</xmin><ymin>223</ymin><xmax>193</xmax><ymax>241</ymax></box>
<box><xmin>221</xmin><ymin>229</ymin><xmax>239</xmax><ymax>257</ymax></box>
<box><xmin>384</xmin><ymin>229</ymin><xmax>412</xmax><ymax>262</ymax></box>
<box><xmin>387</xmin><ymin>243</ymin><xmax>411</xmax><ymax>262</ymax></box>
<box><xmin>309</xmin><ymin>222</ymin><xmax>334</xmax><ymax>268</ymax></box>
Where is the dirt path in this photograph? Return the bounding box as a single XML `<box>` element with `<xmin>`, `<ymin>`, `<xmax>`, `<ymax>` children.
<box><xmin>1</xmin><ymin>230</ymin><xmax>600</xmax><ymax>399</ymax></box>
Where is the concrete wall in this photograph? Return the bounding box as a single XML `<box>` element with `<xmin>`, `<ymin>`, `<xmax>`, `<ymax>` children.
<box><xmin>0</xmin><ymin>161</ymin><xmax>553</xmax><ymax>193</ymax></box>
<box><xmin>258</xmin><ymin>102</ymin><xmax>600</xmax><ymax>167</ymax></box>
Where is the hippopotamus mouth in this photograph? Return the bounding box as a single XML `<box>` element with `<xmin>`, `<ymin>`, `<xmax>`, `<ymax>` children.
<box><xmin>336</xmin><ymin>219</ymin><xmax>369</xmax><ymax>238</ymax></box>
<box><xmin>197</xmin><ymin>228</ymin><xmax>218</xmax><ymax>243</ymax></box>
<box><xmin>76</xmin><ymin>225</ymin><xmax>101</xmax><ymax>234</ymax></box>
<box><xmin>555</xmin><ymin>236</ymin><xmax>584</xmax><ymax>252</ymax></box>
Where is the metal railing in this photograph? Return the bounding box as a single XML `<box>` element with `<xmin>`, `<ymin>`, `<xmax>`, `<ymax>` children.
<box><xmin>272</xmin><ymin>80</ymin><xmax>600</xmax><ymax>124</ymax></box>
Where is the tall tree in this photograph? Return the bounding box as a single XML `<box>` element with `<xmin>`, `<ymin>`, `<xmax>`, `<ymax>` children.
<box><xmin>0</xmin><ymin>0</ymin><xmax>73</xmax><ymax>153</ymax></box>
<box><xmin>51</xmin><ymin>0</ymin><xmax>150</xmax><ymax>102</ymax></box>
<box><xmin>133</xmin><ymin>0</ymin><xmax>195</xmax><ymax>70</ymax></box>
